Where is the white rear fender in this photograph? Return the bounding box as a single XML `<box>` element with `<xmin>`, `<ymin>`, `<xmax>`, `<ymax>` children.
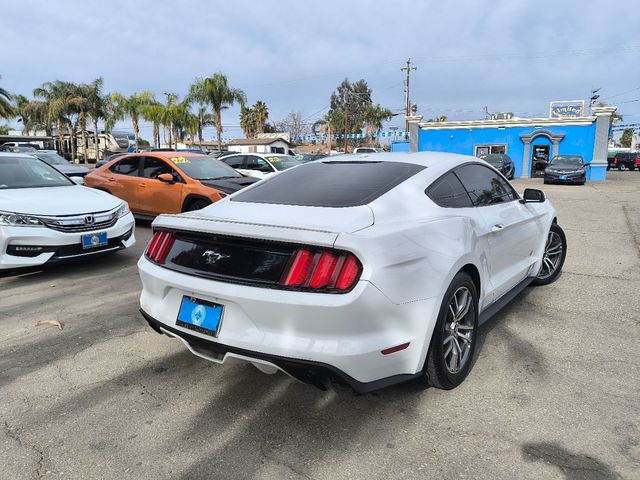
<box><xmin>336</xmin><ymin>216</ymin><xmax>482</xmax><ymax>305</ymax></box>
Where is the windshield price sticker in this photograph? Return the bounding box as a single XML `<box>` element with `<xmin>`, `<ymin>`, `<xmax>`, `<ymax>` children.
<box><xmin>267</xmin><ymin>156</ymin><xmax>280</xmax><ymax>163</ymax></box>
<box><xmin>171</xmin><ymin>156</ymin><xmax>190</xmax><ymax>164</ymax></box>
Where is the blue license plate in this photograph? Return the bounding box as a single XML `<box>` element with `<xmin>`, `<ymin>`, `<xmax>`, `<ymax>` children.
<box><xmin>559</xmin><ymin>175</ymin><xmax>568</xmax><ymax>180</ymax></box>
<box><xmin>176</xmin><ymin>296</ymin><xmax>224</xmax><ymax>337</ymax></box>
<box><xmin>81</xmin><ymin>231</ymin><xmax>108</xmax><ymax>249</ymax></box>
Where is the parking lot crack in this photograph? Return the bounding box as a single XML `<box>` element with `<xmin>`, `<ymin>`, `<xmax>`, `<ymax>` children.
<box><xmin>4</xmin><ymin>421</ymin><xmax>45</xmax><ymax>479</ymax></box>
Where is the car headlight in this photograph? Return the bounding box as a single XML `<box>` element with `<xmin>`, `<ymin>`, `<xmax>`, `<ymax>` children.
<box><xmin>0</xmin><ymin>211</ymin><xmax>44</xmax><ymax>227</ymax></box>
<box><xmin>116</xmin><ymin>202</ymin><xmax>130</xmax><ymax>218</ymax></box>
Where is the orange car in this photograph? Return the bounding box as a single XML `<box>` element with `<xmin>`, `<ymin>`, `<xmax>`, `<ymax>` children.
<box><xmin>85</xmin><ymin>152</ymin><xmax>258</xmax><ymax>217</ymax></box>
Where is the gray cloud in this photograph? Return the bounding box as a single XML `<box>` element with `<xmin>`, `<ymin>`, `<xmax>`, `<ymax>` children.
<box><xmin>1</xmin><ymin>0</ymin><xmax>639</xmax><ymax>139</ymax></box>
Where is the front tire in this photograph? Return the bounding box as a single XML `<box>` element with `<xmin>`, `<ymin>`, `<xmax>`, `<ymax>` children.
<box><xmin>423</xmin><ymin>272</ymin><xmax>478</xmax><ymax>390</ymax></box>
<box><xmin>532</xmin><ymin>223</ymin><xmax>567</xmax><ymax>286</ymax></box>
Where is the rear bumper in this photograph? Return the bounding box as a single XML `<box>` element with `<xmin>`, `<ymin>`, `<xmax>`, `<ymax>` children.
<box><xmin>138</xmin><ymin>256</ymin><xmax>439</xmax><ymax>389</ymax></box>
<box><xmin>140</xmin><ymin>309</ymin><xmax>421</xmax><ymax>393</ymax></box>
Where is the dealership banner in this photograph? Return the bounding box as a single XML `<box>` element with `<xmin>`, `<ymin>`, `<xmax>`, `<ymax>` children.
<box><xmin>291</xmin><ymin>131</ymin><xmax>409</xmax><ymax>142</ymax></box>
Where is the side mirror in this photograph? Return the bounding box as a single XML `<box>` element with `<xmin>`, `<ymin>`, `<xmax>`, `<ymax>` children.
<box><xmin>69</xmin><ymin>176</ymin><xmax>85</xmax><ymax>185</ymax></box>
<box><xmin>522</xmin><ymin>188</ymin><xmax>545</xmax><ymax>203</ymax></box>
<box><xmin>259</xmin><ymin>165</ymin><xmax>273</xmax><ymax>173</ymax></box>
<box><xmin>157</xmin><ymin>173</ymin><xmax>175</xmax><ymax>183</ymax></box>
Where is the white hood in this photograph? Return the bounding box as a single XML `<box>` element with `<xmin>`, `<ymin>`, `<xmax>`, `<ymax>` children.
<box><xmin>0</xmin><ymin>185</ymin><xmax>122</xmax><ymax>216</ymax></box>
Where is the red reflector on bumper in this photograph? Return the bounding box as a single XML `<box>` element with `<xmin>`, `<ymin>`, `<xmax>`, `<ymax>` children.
<box><xmin>381</xmin><ymin>342</ymin><xmax>410</xmax><ymax>355</ymax></box>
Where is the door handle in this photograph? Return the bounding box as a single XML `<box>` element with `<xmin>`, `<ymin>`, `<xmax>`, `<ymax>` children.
<box><xmin>138</xmin><ymin>183</ymin><xmax>147</xmax><ymax>188</ymax></box>
<box><xmin>492</xmin><ymin>224</ymin><xmax>504</xmax><ymax>232</ymax></box>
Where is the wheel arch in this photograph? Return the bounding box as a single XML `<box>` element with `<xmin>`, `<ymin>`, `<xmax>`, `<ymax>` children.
<box><xmin>181</xmin><ymin>194</ymin><xmax>212</xmax><ymax>212</ymax></box>
<box><xmin>459</xmin><ymin>263</ymin><xmax>481</xmax><ymax>297</ymax></box>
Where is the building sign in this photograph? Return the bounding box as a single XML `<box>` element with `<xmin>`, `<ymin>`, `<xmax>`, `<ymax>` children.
<box><xmin>549</xmin><ymin>100</ymin><xmax>585</xmax><ymax>119</ymax></box>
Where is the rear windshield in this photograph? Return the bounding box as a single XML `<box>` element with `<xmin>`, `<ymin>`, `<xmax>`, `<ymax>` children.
<box><xmin>232</xmin><ymin>160</ymin><xmax>425</xmax><ymax>207</ymax></box>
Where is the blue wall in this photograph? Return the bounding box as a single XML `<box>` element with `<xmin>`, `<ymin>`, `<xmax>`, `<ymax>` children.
<box><xmin>391</xmin><ymin>140</ymin><xmax>410</xmax><ymax>152</ymax></box>
<box><xmin>418</xmin><ymin>123</ymin><xmax>596</xmax><ymax>178</ymax></box>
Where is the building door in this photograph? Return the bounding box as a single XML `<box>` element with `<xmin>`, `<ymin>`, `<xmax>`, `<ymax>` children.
<box><xmin>531</xmin><ymin>144</ymin><xmax>550</xmax><ymax>177</ymax></box>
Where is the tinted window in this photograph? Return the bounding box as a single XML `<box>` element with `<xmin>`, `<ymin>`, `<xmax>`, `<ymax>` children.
<box><xmin>0</xmin><ymin>156</ymin><xmax>73</xmax><ymax>189</ymax></box>
<box><xmin>245</xmin><ymin>156</ymin><xmax>272</xmax><ymax>172</ymax></box>
<box><xmin>427</xmin><ymin>172</ymin><xmax>473</xmax><ymax>208</ymax></box>
<box><xmin>232</xmin><ymin>161</ymin><xmax>425</xmax><ymax>207</ymax></box>
<box><xmin>222</xmin><ymin>155</ymin><xmax>244</xmax><ymax>169</ymax></box>
<box><xmin>454</xmin><ymin>163</ymin><xmax>518</xmax><ymax>206</ymax></box>
<box><xmin>142</xmin><ymin>157</ymin><xmax>175</xmax><ymax>179</ymax></box>
<box><xmin>110</xmin><ymin>157</ymin><xmax>140</xmax><ymax>176</ymax></box>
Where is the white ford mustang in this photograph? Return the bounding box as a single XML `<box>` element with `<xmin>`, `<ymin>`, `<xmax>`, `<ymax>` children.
<box><xmin>138</xmin><ymin>152</ymin><xmax>566</xmax><ymax>393</ymax></box>
<box><xmin>0</xmin><ymin>153</ymin><xmax>136</xmax><ymax>272</ymax></box>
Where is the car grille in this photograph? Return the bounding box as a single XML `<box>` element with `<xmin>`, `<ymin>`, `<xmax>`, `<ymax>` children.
<box><xmin>41</xmin><ymin>210</ymin><xmax>118</xmax><ymax>233</ymax></box>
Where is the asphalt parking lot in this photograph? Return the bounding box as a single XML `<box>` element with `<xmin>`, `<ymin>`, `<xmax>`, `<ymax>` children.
<box><xmin>1</xmin><ymin>172</ymin><xmax>639</xmax><ymax>480</ymax></box>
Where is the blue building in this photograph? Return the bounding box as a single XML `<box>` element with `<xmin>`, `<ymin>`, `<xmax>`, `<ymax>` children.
<box><xmin>399</xmin><ymin>105</ymin><xmax>617</xmax><ymax>181</ymax></box>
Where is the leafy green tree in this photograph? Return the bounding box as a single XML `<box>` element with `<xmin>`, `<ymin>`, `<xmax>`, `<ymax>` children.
<box><xmin>252</xmin><ymin>100</ymin><xmax>268</xmax><ymax>134</ymax></box>
<box><xmin>12</xmin><ymin>94</ymin><xmax>40</xmax><ymax>134</ymax></box>
<box><xmin>239</xmin><ymin>106</ymin><xmax>255</xmax><ymax>138</ymax></box>
<box><xmin>33</xmin><ymin>80</ymin><xmax>85</xmax><ymax>159</ymax></box>
<box><xmin>0</xmin><ymin>76</ymin><xmax>14</xmax><ymax>119</ymax></box>
<box><xmin>620</xmin><ymin>128</ymin><xmax>633</xmax><ymax>148</ymax></box>
<box><xmin>83</xmin><ymin>78</ymin><xmax>110</xmax><ymax>161</ymax></box>
<box><xmin>0</xmin><ymin>124</ymin><xmax>10</xmax><ymax>135</ymax></box>
<box><xmin>142</xmin><ymin>102</ymin><xmax>166</xmax><ymax>148</ymax></box>
<box><xmin>363</xmin><ymin>104</ymin><xmax>394</xmax><ymax>144</ymax></box>
<box><xmin>187</xmin><ymin>73</ymin><xmax>246</xmax><ymax>149</ymax></box>
<box><xmin>110</xmin><ymin>90</ymin><xmax>155</xmax><ymax>146</ymax></box>
<box><xmin>329</xmin><ymin>78</ymin><xmax>372</xmax><ymax>151</ymax></box>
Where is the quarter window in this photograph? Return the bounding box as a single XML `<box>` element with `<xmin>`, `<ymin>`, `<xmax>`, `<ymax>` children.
<box><xmin>110</xmin><ymin>157</ymin><xmax>140</xmax><ymax>176</ymax></box>
<box><xmin>427</xmin><ymin>172</ymin><xmax>473</xmax><ymax>208</ymax></box>
<box><xmin>454</xmin><ymin>164</ymin><xmax>518</xmax><ymax>206</ymax></box>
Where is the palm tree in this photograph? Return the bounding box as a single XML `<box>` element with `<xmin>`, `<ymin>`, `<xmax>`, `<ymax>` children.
<box><xmin>110</xmin><ymin>90</ymin><xmax>155</xmax><ymax>146</ymax></box>
<box><xmin>0</xmin><ymin>76</ymin><xmax>14</xmax><ymax>119</ymax></box>
<box><xmin>83</xmin><ymin>78</ymin><xmax>110</xmax><ymax>162</ymax></box>
<box><xmin>33</xmin><ymin>81</ymin><xmax>84</xmax><ymax>159</ymax></box>
<box><xmin>252</xmin><ymin>100</ymin><xmax>268</xmax><ymax>134</ymax></box>
<box><xmin>195</xmin><ymin>106</ymin><xmax>214</xmax><ymax>147</ymax></box>
<box><xmin>142</xmin><ymin>102</ymin><xmax>165</xmax><ymax>148</ymax></box>
<box><xmin>239</xmin><ymin>106</ymin><xmax>255</xmax><ymax>138</ymax></box>
<box><xmin>187</xmin><ymin>73</ymin><xmax>246</xmax><ymax>149</ymax></box>
<box><xmin>363</xmin><ymin>104</ymin><xmax>394</xmax><ymax>145</ymax></box>
<box><xmin>12</xmin><ymin>94</ymin><xmax>38</xmax><ymax>134</ymax></box>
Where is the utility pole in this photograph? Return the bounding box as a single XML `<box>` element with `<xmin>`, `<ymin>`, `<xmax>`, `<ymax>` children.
<box><xmin>401</xmin><ymin>58</ymin><xmax>417</xmax><ymax>132</ymax></box>
<box><xmin>343</xmin><ymin>90</ymin><xmax>349</xmax><ymax>153</ymax></box>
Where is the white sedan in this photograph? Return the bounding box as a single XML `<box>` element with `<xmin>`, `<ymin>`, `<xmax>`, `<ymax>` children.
<box><xmin>0</xmin><ymin>153</ymin><xmax>136</xmax><ymax>272</ymax></box>
<box><xmin>138</xmin><ymin>152</ymin><xmax>566</xmax><ymax>393</ymax></box>
<box><xmin>219</xmin><ymin>153</ymin><xmax>301</xmax><ymax>179</ymax></box>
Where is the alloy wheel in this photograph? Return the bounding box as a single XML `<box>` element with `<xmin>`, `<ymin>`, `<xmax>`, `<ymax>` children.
<box><xmin>537</xmin><ymin>230</ymin><xmax>563</xmax><ymax>280</ymax></box>
<box><xmin>443</xmin><ymin>286</ymin><xmax>474</xmax><ymax>374</ymax></box>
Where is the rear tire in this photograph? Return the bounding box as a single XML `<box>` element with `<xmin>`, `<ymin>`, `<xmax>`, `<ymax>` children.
<box><xmin>422</xmin><ymin>272</ymin><xmax>478</xmax><ymax>390</ymax></box>
<box><xmin>532</xmin><ymin>223</ymin><xmax>566</xmax><ymax>286</ymax></box>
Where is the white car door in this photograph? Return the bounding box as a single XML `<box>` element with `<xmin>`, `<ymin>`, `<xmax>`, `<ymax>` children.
<box><xmin>455</xmin><ymin>164</ymin><xmax>541</xmax><ymax>302</ymax></box>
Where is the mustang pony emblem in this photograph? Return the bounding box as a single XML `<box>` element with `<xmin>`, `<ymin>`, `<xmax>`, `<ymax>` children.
<box><xmin>202</xmin><ymin>250</ymin><xmax>230</xmax><ymax>265</ymax></box>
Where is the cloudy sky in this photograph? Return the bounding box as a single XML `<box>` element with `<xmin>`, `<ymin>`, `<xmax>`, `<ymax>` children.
<box><xmin>2</xmin><ymin>0</ymin><xmax>639</xmax><ymax>140</ymax></box>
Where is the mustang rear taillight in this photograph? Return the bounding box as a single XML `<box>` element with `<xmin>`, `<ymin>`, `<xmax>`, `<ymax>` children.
<box><xmin>145</xmin><ymin>230</ymin><xmax>175</xmax><ymax>264</ymax></box>
<box><xmin>280</xmin><ymin>248</ymin><xmax>362</xmax><ymax>292</ymax></box>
